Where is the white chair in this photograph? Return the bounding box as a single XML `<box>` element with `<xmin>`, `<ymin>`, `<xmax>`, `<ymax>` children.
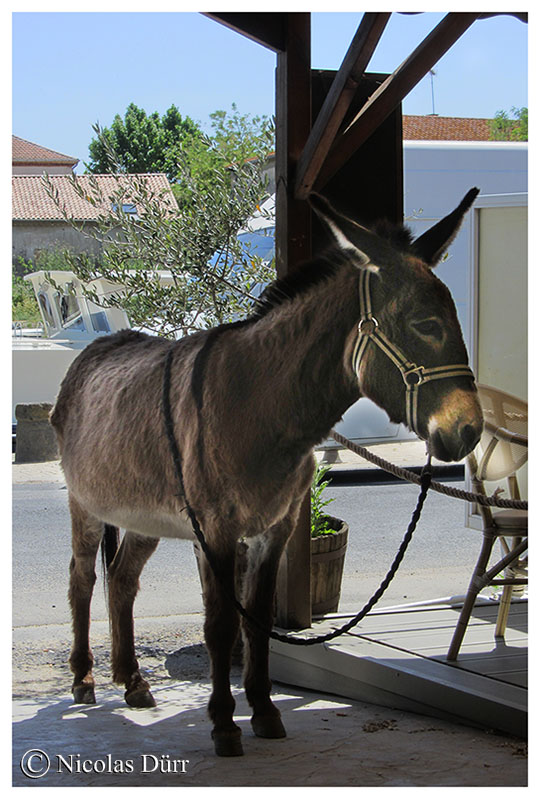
<box><xmin>447</xmin><ymin>384</ymin><xmax>527</xmax><ymax>661</ymax></box>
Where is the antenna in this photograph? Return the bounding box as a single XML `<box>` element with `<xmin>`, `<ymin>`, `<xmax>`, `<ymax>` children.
<box><xmin>429</xmin><ymin>69</ymin><xmax>437</xmax><ymax>116</ymax></box>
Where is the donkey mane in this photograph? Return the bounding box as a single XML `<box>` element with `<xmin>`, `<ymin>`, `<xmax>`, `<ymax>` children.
<box><xmin>254</xmin><ymin>217</ymin><xmax>418</xmax><ymax>320</ymax></box>
<box><xmin>252</xmin><ymin>253</ymin><xmax>341</xmax><ymax>319</ymax></box>
<box><xmin>191</xmin><ymin>253</ymin><xmax>343</xmax><ymax>412</ymax></box>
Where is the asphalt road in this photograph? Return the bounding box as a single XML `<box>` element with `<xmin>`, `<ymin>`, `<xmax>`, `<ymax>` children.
<box><xmin>13</xmin><ymin>476</ymin><xmax>487</xmax><ymax>630</ymax></box>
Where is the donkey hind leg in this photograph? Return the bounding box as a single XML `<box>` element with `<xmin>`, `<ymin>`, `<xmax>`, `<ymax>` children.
<box><xmin>201</xmin><ymin>539</ymin><xmax>243</xmax><ymax>757</ymax></box>
<box><xmin>68</xmin><ymin>494</ymin><xmax>104</xmax><ymax>704</ymax></box>
<box><xmin>107</xmin><ymin>531</ymin><xmax>159</xmax><ymax>708</ymax></box>
<box><xmin>241</xmin><ymin>523</ymin><xmax>292</xmax><ymax>740</ymax></box>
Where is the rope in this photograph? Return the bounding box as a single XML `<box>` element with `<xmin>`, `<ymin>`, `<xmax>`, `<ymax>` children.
<box><xmin>330</xmin><ymin>429</ymin><xmax>528</xmax><ymax>510</ymax></box>
<box><xmin>270</xmin><ymin>464</ymin><xmax>433</xmax><ymax>645</ymax></box>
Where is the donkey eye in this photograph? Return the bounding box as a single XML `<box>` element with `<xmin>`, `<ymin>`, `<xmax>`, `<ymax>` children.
<box><xmin>412</xmin><ymin>319</ymin><xmax>443</xmax><ymax>339</ymax></box>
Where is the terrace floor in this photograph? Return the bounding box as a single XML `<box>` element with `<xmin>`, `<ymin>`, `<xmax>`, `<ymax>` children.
<box><xmin>270</xmin><ymin>596</ymin><xmax>527</xmax><ymax>738</ymax></box>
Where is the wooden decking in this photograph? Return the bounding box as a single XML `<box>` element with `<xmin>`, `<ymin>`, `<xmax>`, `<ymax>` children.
<box><xmin>269</xmin><ymin>598</ymin><xmax>527</xmax><ymax>738</ymax></box>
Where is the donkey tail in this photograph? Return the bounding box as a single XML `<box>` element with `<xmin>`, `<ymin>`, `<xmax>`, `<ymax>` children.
<box><xmin>101</xmin><ymin>524</ymin><xmax>120</xmax><ymax>581</ymax></box>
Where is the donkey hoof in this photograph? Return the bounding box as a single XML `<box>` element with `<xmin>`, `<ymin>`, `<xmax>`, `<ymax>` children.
<box><xmin>251</xmin><ymin>714</ymin><xmax>286</xmax><ymax>739</ymax></box>
<box><xmin>212</xmin><ymin>729</ymin><xmax>244</xmax><ymax>757</ymax></box>
<box><xmin>125</xmin><ymin>688</ymin><xmax>157</xmax><ymax>708</ymax></box>
<box><xmin>72</xmin><ymin>685</ymin><xmax>96</xmax><ymax>705</ymax></box>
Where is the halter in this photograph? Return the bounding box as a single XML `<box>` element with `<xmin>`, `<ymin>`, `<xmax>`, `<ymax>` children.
<box><xmin>352</xmin><ymin>269</ymin><xmax>475</xmax><ymax>435</ymax></box>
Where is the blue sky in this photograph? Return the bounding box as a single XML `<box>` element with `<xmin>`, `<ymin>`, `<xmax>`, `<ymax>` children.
<box><xmin>12</xmin><ymin>9</ymin><xmax>528</xmax><ymax>172</ymax></box>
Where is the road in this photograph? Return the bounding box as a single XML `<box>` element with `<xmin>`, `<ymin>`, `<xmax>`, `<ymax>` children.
<box><xmin>13</xmin><ymin>476</ymin><xmax>486</xmax><ymax>630</ymax></box>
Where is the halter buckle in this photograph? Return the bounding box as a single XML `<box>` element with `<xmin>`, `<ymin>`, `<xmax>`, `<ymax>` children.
<box><xmin>403</xmin><ymin>366</ymin><xmax>425</xmax><ymax>387</ymax></box>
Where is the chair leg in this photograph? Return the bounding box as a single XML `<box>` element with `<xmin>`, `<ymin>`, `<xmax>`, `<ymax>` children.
<box><xmin>447</xmin><ymin>531</ymin><xmax>496</xmax><ymax>661</ymax></box>
<box><xmin>495</xmin><ymin>584</ymin><xmax>513</xmax><ymax>637</ymax></box>
<box><xmin>495</xmin><ymin>535</ymin><xmax>527</xmax><ymax>637</ymax></box>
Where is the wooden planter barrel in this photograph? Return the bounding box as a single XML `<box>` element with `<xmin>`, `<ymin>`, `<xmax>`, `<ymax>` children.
<box><xmin>311</xmin><ymin>516</ymin><xmax>349</xmax><ymax>616</ymax></box>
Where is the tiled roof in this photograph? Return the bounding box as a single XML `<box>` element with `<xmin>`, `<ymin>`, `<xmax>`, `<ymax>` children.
<box><xmin>12</xmin><ymin>173</ymin><xmax>177</xmax><ymax>221</ymax></box>
<box><xmin>12</xmin><ymin>135</ymin><xmax>79</xmax><ymax>166</ymax></box>
<box><xmin>403</xmin><ymin>115</ymin><xmax>492</xmax><ymax>141</ymax></box>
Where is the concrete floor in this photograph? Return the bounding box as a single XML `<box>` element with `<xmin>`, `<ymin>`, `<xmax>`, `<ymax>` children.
<box><xmin>13</xmin><ymin>671</ymin><xmax>527</xmax><ymax>787</ymax></box>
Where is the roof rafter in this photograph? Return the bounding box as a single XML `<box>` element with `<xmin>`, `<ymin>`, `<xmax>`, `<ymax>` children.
<box><xmin>312</xmin><ymin>12</ymin><xmax>481</xmax><ymax>192</ymax></box>
<box><xmin>203</xmin><ymin>12</ymin><xmax>287</xmax><ymax>53</ymax></box>
<box><xmin>294</xmin><ymin>12</ymin><xmax>391</xmax><ymax>200</ymax></box>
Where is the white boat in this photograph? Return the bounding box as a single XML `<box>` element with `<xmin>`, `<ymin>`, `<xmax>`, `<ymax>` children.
<box><xmin>12</xmin><ymin>270</ymin><xmax>130</xmax><ymax>424</ymax></box>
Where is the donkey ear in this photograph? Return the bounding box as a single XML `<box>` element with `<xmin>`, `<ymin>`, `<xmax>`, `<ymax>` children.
<box><xmin>309</xmin><ymin>193</ymin><xmax>373</xmax><ymax>269</ymax></box>
<box><xmin>413</xmin><ymin>188</ymin><xmax>479</xmax><ymax>267</ymax></box>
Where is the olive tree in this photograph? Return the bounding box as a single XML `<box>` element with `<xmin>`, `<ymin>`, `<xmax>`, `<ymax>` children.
<box><xmin>43</xmin><ymin>118</ymin><xmax>275</xmax><ymax>337</ymax></box>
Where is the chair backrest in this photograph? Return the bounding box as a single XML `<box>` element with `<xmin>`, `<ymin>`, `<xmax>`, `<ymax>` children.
<box><xmin>474</xmin><ymin>384</ymin><xmax>528</xmax><ymax>486</ymax></box>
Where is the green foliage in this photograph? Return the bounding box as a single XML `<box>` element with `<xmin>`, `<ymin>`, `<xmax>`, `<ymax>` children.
<box><xmin>86</xmin><ymin>102</ymin><xmax>274</xmax><ymax>196</ymax></box>
<box><xmin>174</xmin><ymin>104</ymin><xmax>274</xmax><ymax>207</ymax></box>
<box><xmin>43</xmin><ymin>109</ymin><xmax>275</xmax><ymax>337</ymax></box>
<box><xmin>12</xmin><ymin>251</ymin><xmax>73</xmax><ymax>324</ymax></box>
<box><xmin>310</xmin><ymin>464</ymin><xmax>337</xmax><ymax>538</ymax></box>
<box><xmin>86</xmin><ymin>103</ymin><xmax>202</xmax><ymax>181</ymax></box>
<box><xmin>209</xmin><ymin>103</ymin><xmax>274</xmax><ymax>165</ymax></box>
<box><xmin>489</xmin><ymin>107</ymin><xmax>528</xmax><ymax>141</ymax></box>
<box><xmin>12</xmin><ymin>274</ymin><xmax>41</xmax><ymax>326</ymax></box>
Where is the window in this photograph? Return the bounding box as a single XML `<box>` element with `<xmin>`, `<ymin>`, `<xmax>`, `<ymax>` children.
<box><xmin>112</xmin><ymin>202</ymin><xmax>139</xmax><ymax>219</ymax></box>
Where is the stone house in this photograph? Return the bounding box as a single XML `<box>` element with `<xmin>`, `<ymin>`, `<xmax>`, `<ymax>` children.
<box><xmin>12</xmin><ymin>135</ymin><xmax>177</xmax><ymax>266</ymax></box>
<box><xmin>12</xmin><ymin>135</ymin><xmax>80</xmax><ymax>176</ymax></box>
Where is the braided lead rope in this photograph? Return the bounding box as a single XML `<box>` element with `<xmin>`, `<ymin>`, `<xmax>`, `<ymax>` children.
<box><xmin>330</xmin><ymin>429</ymin><xmax>528</xmax><ymax>511</ymax></box>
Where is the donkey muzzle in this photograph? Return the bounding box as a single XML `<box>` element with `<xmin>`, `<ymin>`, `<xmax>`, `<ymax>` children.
<box><xmin>427</xmin><ymin>388</ymin><xmax>483</xmax><ymax>462</ymax></box>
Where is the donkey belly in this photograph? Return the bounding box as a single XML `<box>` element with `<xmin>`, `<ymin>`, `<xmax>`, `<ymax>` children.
<box><xmin>92</xmin><ymin>504</ymin><xmax>195</xmax><ymax>541</ymax></box>
<box><xmin>66</xmin><ymin>471</ymin><xmax>195</xmax><ymax>540</ymax></box>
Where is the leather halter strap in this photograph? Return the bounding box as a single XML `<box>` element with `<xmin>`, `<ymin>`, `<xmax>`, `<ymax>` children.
<box><xmin>352</xmin><ymin>269</ymin><xmax>475</xmax><ymax>434</ymax></box>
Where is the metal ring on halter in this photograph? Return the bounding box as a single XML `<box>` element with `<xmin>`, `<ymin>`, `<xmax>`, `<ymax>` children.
<box><xmin>403</xmin><ymin>366</ymin><xmax>425</xmax><ymax>386</ymax></box>
<box><xmin>358</xmin><ymin>317</ymin><xmax>378</xmax><ymax>336</ymax></box>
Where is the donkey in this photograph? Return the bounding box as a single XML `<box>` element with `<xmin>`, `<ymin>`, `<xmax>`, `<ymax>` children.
<box><xmin>50</xmin><ymin>189</ymin><xmax>483</xmax><ymax>757</ymax></box>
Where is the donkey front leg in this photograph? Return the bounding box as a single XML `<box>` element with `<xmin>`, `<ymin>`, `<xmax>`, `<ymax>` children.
<box><xmin>200</xmin><ymin>540</ymin><xmax>243</xmax><ymax>756</ymax></box>
<box><xmin>241</xmin><ymin>522</ymin><xmax>293</xmax><ymax>740</ymax></box>
<box><xmin>68</xmin><ymin>494</ymin><xmax>103</xmax><ymax>704</ymax></box>
<box><xmin>107</xmin><ymin>531</ymin><xmax>159</xmax><ymax>708</ymax></box>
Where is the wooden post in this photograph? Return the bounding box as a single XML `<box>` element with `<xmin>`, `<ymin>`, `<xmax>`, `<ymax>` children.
<box><xmin>274</xmin><ymin>13</ymin><xmax>312</xmax><ymax>629</ymax></box>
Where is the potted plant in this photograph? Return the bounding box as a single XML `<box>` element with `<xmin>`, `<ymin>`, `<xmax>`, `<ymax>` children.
<box><xmin>310</xmin><ymin>463</ymin><xmax>349</xmax><ymax>617</ymax></box>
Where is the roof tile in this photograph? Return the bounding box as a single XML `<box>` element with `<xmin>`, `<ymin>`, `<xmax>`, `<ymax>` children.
<box><xmin>12</xmin><ymin>135</ymin><xmax>79</xmax><ymax>165</ymax></box>
<box><xmin>403</xmin><ymin>115</ymin><xmax>492</xmax><ymax>141</ymax></box>
<box><xmin>12</xmin><ymin>173</ymin><xmax>177</xmax><ymax>221</ymax></box>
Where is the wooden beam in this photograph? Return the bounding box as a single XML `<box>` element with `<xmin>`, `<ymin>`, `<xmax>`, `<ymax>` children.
<box><xmin>315</xmin><ymin>12</ymin><xmax>480</xmax><ymax>191</ymax></box>
<box><xmin>274</xmin><ymin>14</ymin><xmax>312</xmax><ymax>630</ymax></box>
<box><xmin>274</xmin><ymin>14</ymin><xmax>312</xmax><ymax>276</ymax></box>
<box><xmin>477</xmin><ymin>12</ymin><xmax>527</xmax><ymax>23</ymax></box>
<box><xmin>311</xmin><ymin>72</ymin><xmax>403</xmax><ymax>235</ymax></box>
<box><xmin>203</xmin><ymin>12</ymin><xmax>286</xmax><ymax>52</ymax></box>
<box><xmin>295</xmin><ymin>12</ymin><xmax>391</xmax><ymax>200</ymax></box>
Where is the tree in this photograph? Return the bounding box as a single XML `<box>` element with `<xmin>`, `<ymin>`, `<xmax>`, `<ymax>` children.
<box><xmin>489</xmin><ymin>107</ymin><xmax>528</xmax><ymax>141</ymax></box>
<box><xmin>86</xmin><ymin>103</ymin><xmax>202</xmax><ymax>181</ymax></box>
<box><xmin>43</xmin><ymin>112</ymin><xmax>275</xmax><ymax>337</ymax></box>
<box><xmin>86</xmin><ymin>102</ymin><xmax>275</xmax><ymax>198</ymax></box>
<box><xmin>209</xmin><ymin>103</ymin><xmax>274</xmax><ymax>164</ymax></box>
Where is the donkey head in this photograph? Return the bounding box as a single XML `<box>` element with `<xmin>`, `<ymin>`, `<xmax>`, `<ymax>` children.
<box><xmin>310</xmin><ymin>190</ymin><xmax>483</xmax><ymax>462</ymax></box>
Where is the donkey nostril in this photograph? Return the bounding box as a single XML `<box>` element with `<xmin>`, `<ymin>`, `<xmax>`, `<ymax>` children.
<box><xmin>460</xmin><ymin>423</ymin><xmax>479</xmax><ymax>451</ymax></box>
